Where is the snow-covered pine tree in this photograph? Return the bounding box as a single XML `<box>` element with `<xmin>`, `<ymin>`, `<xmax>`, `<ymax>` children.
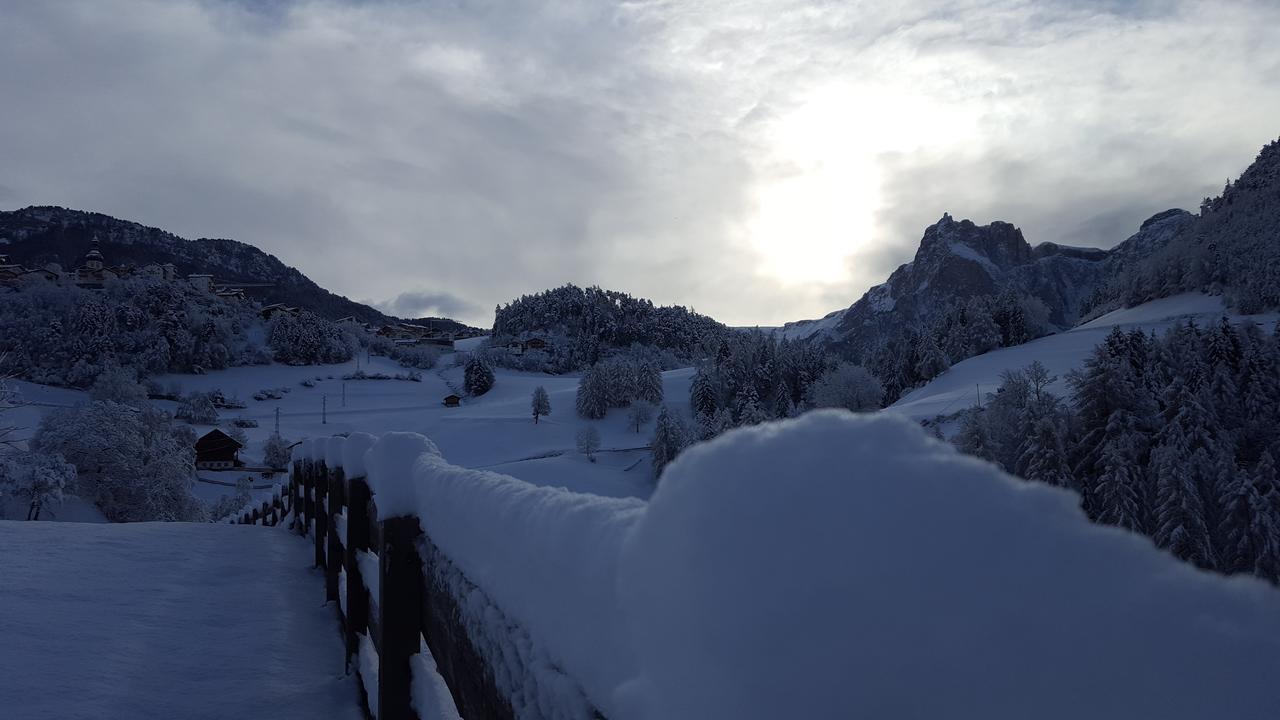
<box><xmin>1151</xmin><ymin>433</ymin><xmax>1217</xmax><ymax>570</ymax></box>
<box><xmin>651</xmin><ymin>404</ymin><xmax>687</xmax><ymax>481</ymax></box>
<box><xmin>635</xmin><ymin>362</ymin><xmax>664</xmax><ymax>405</ymax></box>
<box><xmin>575</xmin><ymin>366</ymin><xmax>609</xmax><ymax>419</ymax></box>
<box><xmin>1092</xmin><ymin>413</ymin><xmax>1146</xmax><ymax>532</ymax></box>
<box><xmin>464</xmin><ymin>355</ymin><xmax>496</xmax><ymax>396</ymax></box>
<box><xmin>1016</xmin><ymin>415</ymin><xmax>1074</xmax><ymax>490</ymax></box>
<box><xmin>914</xmin><ymin>334</ymin><xmax>950</xmax><ymax>382</ymax></box>
<box><xmin>954</xmin><ymin>408</ymin><xmax>999</xmax><ymax>467</ymax></box>
<box><xmin>733</xmin><ymin>386</ymin><xmax>769</xmax><ymax>427</ymax></box>
<box><xmin>531</xmin><ymin>386</ymin><xmax>552</xmax><ymax>424</ymax></box>
<box><xmin>690</xmin><ymin>367</ymin><xmax>719</xmax><ymax>416</ymax></box>
<box><xmin>1216</xmin><ymin>464</ymin><xmax>1280</xmax><ymax>579</ymax></box>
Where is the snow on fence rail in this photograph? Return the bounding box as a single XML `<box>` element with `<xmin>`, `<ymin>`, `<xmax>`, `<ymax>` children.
<box><xmin>261</xmin><ymin>413</ymin><xmax>1280</xmax><ymax>720</ymax></box>
<box><xmin>228</xmin><ymin>483</ymin><xmax>289</xmax><ymax>527</ymax></box>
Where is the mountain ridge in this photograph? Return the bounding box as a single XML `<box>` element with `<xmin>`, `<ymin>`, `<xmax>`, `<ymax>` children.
<box><xmin>0</xmin><ymin>205</ymin><xmax>478</xmax><ymax>334</ymax></box>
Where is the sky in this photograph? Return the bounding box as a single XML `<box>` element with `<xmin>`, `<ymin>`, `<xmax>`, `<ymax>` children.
<box><xmin>1</xmin><ymin>0</ymin><xmax>1279</xmax><ymax>327</ymax></box>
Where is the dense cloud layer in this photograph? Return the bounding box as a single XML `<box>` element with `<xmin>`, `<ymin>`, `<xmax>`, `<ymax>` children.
<box><xmin>1</xmin><ymin>0</ymin><xmax>1278</xmax><ymax>326</ymax></box>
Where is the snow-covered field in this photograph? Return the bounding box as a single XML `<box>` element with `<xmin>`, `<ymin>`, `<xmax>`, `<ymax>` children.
<box><xmin>6</xmin><ymin>346</ymin><xmax>693</xmax><ymax>519</ymax></box>
<box><xmin>890</xmin><ymin>293</ymin><xmax>1280</xmax><ymax>421</ymax></box>
<box><xmin>0</xmin><ymin>520</ymin><xmax>362</xmax><ymax>720</ymax></box>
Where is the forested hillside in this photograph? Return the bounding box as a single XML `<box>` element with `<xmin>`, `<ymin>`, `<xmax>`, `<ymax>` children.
<box><xmin>490</xmin><ymin>284</ymin><xmax>729</xmax><ymax>372</ymax></box>
<box><xmin>0</xmin><ymin>206</ymin><xmax>425</xmax><ymax>325</ymax></box>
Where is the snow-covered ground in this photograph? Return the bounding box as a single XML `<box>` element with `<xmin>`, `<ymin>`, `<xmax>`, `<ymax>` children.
<box><xmin>0</xmin><ymin>520</ymin><xmax>363</xmax><ymax>720</ymax></box>
<box><xmin>890</xmin><ymin>293</ymin><xmax>1280</xmax><ymax>421</ymax></box>
<box><xmin>6</xmin><ymin>348</ymin><xmax>692</xmax><ymax>519</ymax></box>
<box><xmin>330</xmin><ymin>411</ymin><xmax>1280</xmax><ymax>720</ymax></box>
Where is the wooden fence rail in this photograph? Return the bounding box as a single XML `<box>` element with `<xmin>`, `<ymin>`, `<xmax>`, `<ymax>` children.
<box><xmin>249</xmin><ymin>446</ymin><xmax>607</xmax><ymax>720</ymax></box>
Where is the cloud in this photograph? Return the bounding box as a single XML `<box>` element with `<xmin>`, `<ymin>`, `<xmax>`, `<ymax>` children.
<box><xmin>0</xmin><ymin>0</ymin><xmax>1277</xmax><ymax>326</ymax></box>
<box><xmin>376</xmin><ymin>290</ymin><xmax>481</xmax><ymax>321</ymax></box>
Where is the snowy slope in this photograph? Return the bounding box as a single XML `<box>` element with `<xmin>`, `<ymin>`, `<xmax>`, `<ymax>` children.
<box><xmin>0</xmin><ymin>520</ymin><xmax>362</xmax><ymax>720</ymax></box>
<box><xmin>12</xmin><ymin>350</ymin><xmax>692</xmax><ymax>517</ymax></box>
<box><xmin>890</xmin><ymin>293</ymin><xmax>1277</xmax><ymax>421</ymax></box>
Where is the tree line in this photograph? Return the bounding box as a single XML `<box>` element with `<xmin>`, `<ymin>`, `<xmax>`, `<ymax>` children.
<box><xmin>954</xmin><ymin>319</ymin><xmax>1280</xmax><ymax>583</ymax></box>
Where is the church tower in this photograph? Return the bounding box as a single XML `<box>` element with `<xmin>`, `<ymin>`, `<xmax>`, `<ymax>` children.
<box><xmin>84</xmin><ymin>236</ymin><xmax>105</xmax><ymax>271</ymax></box>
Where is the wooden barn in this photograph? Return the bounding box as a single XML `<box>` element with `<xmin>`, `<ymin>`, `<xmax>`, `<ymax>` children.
<box><xmin>195</xmin><ymin>429</ymin><xmax>243</xmax><ymax>470</ymax></box>
<box><xmin>442</xmin><ymin>394</ymin><xmax>462</xmax><ymax>408</ymax></box>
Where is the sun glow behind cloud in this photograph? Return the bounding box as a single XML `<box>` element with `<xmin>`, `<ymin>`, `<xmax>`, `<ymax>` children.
<box><xmin>747</xmin><ymin>81</ymin><xmax>980</xmax><ymax>286</ymax></box>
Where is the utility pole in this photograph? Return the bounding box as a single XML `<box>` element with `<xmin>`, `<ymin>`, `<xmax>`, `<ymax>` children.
<box><xmin>322</xmin><ymin>395</ymin><xmax>327</xmax><ymax>425</ymax></box>
<box><xmin>342</xmin><ymin>382</ymin><xmax>347</xmax><ymax>407</ymax></box>
<box><xmin>274</xmin><ymin>407</ymin><xmax>280</xmax><ymax>435</ymax></box>
<box><xmin>975</xmin><ymin>384</ymin><xmax>982</xmax><ymax>409</ymax></box>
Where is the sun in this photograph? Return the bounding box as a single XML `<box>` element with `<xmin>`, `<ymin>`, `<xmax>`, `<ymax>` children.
<box><xmin>746</xmin><ymin>82</ymin><xmax>974</xmax><ymax>287</ymax></box>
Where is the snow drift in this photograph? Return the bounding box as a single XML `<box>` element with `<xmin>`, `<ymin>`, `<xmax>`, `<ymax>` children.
<box><xmin>312</xmin><ymin>413</ymin><xmax>1280</xmax><ymax>719</ymax></box>
<box><xmin>619</xmin><ymin>411</ymin><xmax>1280</xmax><ymax>720</ymax></box>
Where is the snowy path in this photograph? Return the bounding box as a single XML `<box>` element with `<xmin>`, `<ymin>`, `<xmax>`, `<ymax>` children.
<box><xmin>0</xmin><ymin>521</ymin><xmax>363</xmax><ymax>720</ymax></box>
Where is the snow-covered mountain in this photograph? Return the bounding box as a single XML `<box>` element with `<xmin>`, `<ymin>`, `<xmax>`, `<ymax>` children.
<box><xmin>780</xmin><ymin>212</ymin><xmax>1177</xmax><ymax>356</ymax></box>
<box><xmin>0</xmin><ymin>205</ymin><xmax>475</xmax><ymax>332</ymax></box>
<box><xmin>784</xmin><ymin>136</ymin><xmax>1280</xmax><ymax>366</ymax></box>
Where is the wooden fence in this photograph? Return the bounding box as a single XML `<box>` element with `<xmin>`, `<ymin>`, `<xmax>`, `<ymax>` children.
<box><xmin>237</xmin><ymin>450</ymin><xmax>604</xmax><ymax>720</ymax></box>
<box><xmin>231</xmin><ymin>485</ymin><xmax>289</xmax><ymax>527</ymax></box>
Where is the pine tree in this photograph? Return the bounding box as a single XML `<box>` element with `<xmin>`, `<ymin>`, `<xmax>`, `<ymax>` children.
<box><xmin>1016</xmin><ymin>415</ymin><xmax>1073</xmax><ymax>489</ymax></box>
<box><xmin>464</xmin><ymin>355</ymin><xmax>495</xmax><ymax>396</ymax></box>
<box><xmin>531</xmin><ymin>386</ymin><xmax>551</xmax><ymax>424</ymax></box>
<box><xmin>635</xmin><ymin>362</ymin><xmax>664</xmax><ymax>405</ymax></box>
<box><xmin>690</xmin><ymin>367</ymin><xmax>719</xmax><ymax>416</ymax></box>
<box><xmin>575</xmin><ymin>366</ymin><xmax>609</xmax><ymax>419</ymax></box>
<box><xmin>651</xmin><ymin>404</ymin><xmax>687</xmax><ymax>481</ymax></box>
<box><xmin>1151</xmin><ymin>437</ymin><xmax>1217</xmax><ymax>570</ymax></box>
<box><xmin>954</xmin><ymin>409</ymin><xmax>999</xmax><ymax>467</ymax></box>
<box><xmin>914</xmin><ymin>334</ymin><xmax>950</xmax><ymax>381</ymax></box>
<box><xmin>1216</xmin><ymin>465</ymin><xmax>1279</xmax><ymax>578</ymax></box>
<box><xmin>1093</xmin><ymin>413</ymin><xmax>1145</xmax><ymax>532</ymax></box>
<box><xmin>734</xmin><ymin>386</ymin><xmax>769</xmax><ymax>426</ymax></box>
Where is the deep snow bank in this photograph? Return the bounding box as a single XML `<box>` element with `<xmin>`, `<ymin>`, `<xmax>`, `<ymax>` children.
<box><xmin>304</xmin><ymin>414</ymin><xmax>1280</xmax><ymax>720</ymax></box>
<box><xmin>618</xmin><ymin>411</ymin><xmax>1280</xmax><ymax>720</ymax></box>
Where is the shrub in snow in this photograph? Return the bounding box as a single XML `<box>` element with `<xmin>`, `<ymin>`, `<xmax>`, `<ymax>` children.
<box><xmin>575</xmin><ymin>426</ymin><xmax>601</xmax><ymax>461</ymax></box>
<box><xmin>226</xmin><ymin>425</ymin><xmax>248</xmax><ymax>447</ymax></box>
<box><xmin>262</xmin><ymin>433</ymin><xmax>292</xmax><ymax>470</ymax></box>
<box><xmin>804</xmin><ymin>361</ymin><xmax>883</xmax><ymax>412</ymax></box>
<box><xmin>207</xmin><ymin>476</ymin><xmax>253</xmax><ymax>522</ymax></box>
<box><xmin>33</xmin><ymin>401</ymin><xmax>206</xmax><ymax>522</ymax></box>
<box><xmin>0</xmin><ymin>450</ymin><xmax>75</xmax><ymax>520</ymax></box>
<box><xmin>531</xmin><ymin>386</ymin><xmax>551</xmax><ymax>424</ymax></box>
<box><xmin>231</xmin><ymin>417</ymin><xmax>258</xmax><ymax>428</ymax></box>
<box><xmin>88</xmin><ymin>366</ymin><xmax>148</xmax><ymax>407</ymax></box>
<box><xmin>176</xmin><ymin>391</ymin><xmax>219</xmax><ymax>425</ymax></box>
<box><xmin>618</xmin><ymin>410</ymin><xmax>1280</xmax><ymax>720</ymax></box>
<box><xmin>627</xmin><ymin>401</ymin><xmax>654</xmax><ymax>434</ymax></box>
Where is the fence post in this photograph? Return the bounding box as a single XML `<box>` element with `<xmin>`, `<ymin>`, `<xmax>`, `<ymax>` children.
<box><xmin>379</xmin><ymin>515</ymin><xmax>424</xmax><ymax>720</ymax></box>
<box><xmin>344</xmin><ymin>476</ymin><xmax>371</xmax><ymax>667</ymax></box>
<box><xmin>326</xmin><ymin>467</ymin><xmax>345</xmax><ymax>603</ymax></box>
<box><xmin>314</xmin><ymin>462</ymin><xmax>329</xmax><ymax>569</ymax></box>
<box><xmin>302</xmin><ymin>460</ymin><xmax>315</xmax><ymax>538</ymax></box>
